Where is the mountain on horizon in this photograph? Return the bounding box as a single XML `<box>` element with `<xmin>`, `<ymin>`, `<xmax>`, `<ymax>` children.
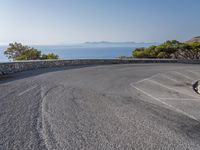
<box><xmin>84</xmin><ymin>41</ymin><xmax>156</xmax><ymax>45</ymax></box>
<box><xmin>82</xmin><ymin>41</ymin><xmax>158</xmax><ymax>48</ymax></box>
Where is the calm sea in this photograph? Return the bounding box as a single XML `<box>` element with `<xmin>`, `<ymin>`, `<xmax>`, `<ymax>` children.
<box><xmin>0</xmin><ymin>44</ymin><xmax>151</xmax><ymax>62</ymax></box>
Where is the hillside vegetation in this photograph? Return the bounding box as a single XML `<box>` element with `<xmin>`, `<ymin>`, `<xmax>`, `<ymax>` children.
<box><xmin>133</xmin><ymin>38</ymin><xmax>200</xmax><ymax>59</ymax></box>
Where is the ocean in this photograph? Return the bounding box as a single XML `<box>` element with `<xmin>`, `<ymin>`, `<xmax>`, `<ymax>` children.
<box><xmin>0</xmin><ymin>44</ymin><xmax>152</xmax><ymax>62</ymax></box>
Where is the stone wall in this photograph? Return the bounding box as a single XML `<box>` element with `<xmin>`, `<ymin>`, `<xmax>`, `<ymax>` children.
<box><xmin>0</xmin><ymin>59</ymin><xmax>199</xmax><ymax>75</ymax></box>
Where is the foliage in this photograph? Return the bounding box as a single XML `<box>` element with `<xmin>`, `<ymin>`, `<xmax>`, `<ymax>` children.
<box><xmin>118</xmin><ymin>56</ymin><xmax>133</xmax><ymax>59</ymax></box>
<box><xmin>132</xmin><ymin>40</ymin><xmax>200</xmax><ymax>59</ymax></box>
<box><xmin>41</xmin><ymin>53</ymin><xmax>59</xmax><ymax>60</ymax></box>
<box><xmin>4</xmin><ymin>42</ymin><xmax>29</xmax><ymax>60</ymax></box>
<box><xmin>16</xmin><ymin>48</ymin><xmax>41</xmax><ymax>60</ymax></box>
<box><xmin>4</xmin><ymin>42</ymin><xmax>59</xmax><ymax>60</ymax></box>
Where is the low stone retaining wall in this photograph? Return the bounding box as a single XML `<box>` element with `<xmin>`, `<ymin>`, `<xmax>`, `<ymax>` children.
<box><xmin>0</xmin><ymin>59</ymin><xmax>200</xmax><ymax>75</ymax></box>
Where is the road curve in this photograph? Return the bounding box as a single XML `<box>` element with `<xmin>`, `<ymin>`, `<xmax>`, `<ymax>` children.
<box><xmin>1</xmin><ymin>63</ymin><xmax>200</xmax><ymax>150</ymax></box>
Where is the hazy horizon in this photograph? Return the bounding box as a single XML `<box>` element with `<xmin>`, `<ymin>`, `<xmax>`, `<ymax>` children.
<box><xmin>0</xmin><ymin>41</ymin><xmax>158</xmax><ymax>46</ymax></box>
<box><xmin>0</xmin><ymin>0</ymin><xmax>200</xmax><ymax>45</ymax></box>
<box><xmin>0</xmin><ymin>43</ymin><xmax>155</xmax><ymax>61</ymax></box>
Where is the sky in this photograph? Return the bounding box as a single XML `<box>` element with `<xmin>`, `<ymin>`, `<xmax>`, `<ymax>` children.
<box><xmin>0</xmin><ymin>0</ymin><xmax>200</xmax><ymax>45</ymax></box>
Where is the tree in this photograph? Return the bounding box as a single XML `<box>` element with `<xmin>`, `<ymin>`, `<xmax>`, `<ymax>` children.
<box><xmin>155</xmin><ymin>40</ymin><xmax>180</xmax><ymax>58</ymax></box>
<box><xmin>4</xmin><ymin>42</ymin><xmax>59</xmax><ymax>61</ymax></box>
<box><xmin>16</xmin><ymin>48</ymin><xmax>41</xmax><ymax>60</ymax></box>
<box><xmin>133</xmin><ymin>46</ymin><xmax>158</xmax><ymax>58</ymax></box>
<box><xmin>4</xmin><ymin>42</ymin><xmax>31</xmax><ymax>60</ymax></box>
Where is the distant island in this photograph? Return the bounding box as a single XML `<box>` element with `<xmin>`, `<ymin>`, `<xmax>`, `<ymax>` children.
<box><xmin>84</xmin><ymin>41</ymin><xmax>157</xmax><ymax>45</ymax></box>
<box><xmin>83</xmin><ymin>41</ymin><xmax>158</xmax><ymax>48</ymax></box>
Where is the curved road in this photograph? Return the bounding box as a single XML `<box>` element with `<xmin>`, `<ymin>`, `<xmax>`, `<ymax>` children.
<box><xmin>1</xmin><ymin>63</ymin><xmax>200</xmax><ymax>150</ymax></box>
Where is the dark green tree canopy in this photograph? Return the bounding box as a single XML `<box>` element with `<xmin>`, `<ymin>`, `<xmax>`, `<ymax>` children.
<box><xmin>4</xmin><ymin>42</ymin><xmax>59</xmax><ymax>61</ymax></box>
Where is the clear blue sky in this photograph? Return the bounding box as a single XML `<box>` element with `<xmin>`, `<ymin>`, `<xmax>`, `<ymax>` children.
<box><xmin>0</xmin><ymin>0</ymin><xmax>200</xmax><ymax>45</ymax></box>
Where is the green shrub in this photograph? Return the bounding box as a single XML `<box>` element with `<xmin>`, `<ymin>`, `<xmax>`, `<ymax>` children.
<box><xmin>4</xmin><ymin>42</ymin><xmax>59</xmax><ymax>61</ymax></box>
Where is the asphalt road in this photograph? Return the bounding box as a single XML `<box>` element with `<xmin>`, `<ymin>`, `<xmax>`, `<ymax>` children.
<box><xmin>1</xmin><ymin>63</ymin><xmax>200</xmax><ymax>150</ymax></box>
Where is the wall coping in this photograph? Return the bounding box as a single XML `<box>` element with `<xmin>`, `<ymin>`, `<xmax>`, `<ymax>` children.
<box><xmin>0</xmin><ymin>59</ymin><xmax>200</xmax><ymax>75</ymax></box>
<box><xmin>0</xmin><ymin>58</ymin><xmax>178</xmax><ymax>63</ymax></box>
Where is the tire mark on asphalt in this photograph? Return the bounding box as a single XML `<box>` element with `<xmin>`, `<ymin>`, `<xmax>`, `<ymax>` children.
<box><xmin>159</xmin><ymin>98</ymin><xmax>200</xmax><ymax>101</ymax></box>
<box><xmin>147</xmin><ymin>79</ymin><xmax>200</xmax><ymax>99</ymax></box>
<box><xmin>186</xmin><ymin>70</ymin><xmax>200</xmax><ymax>77</ymax></box>
<box><xmin>0</xmin><ymin>91</ymin><xmax>16</xmax><ymax>100</ymax></box>
<box><xmin>173</xmin><ymin>71</ymin><xmax>193</xmax><ymax>80</ymax></box>
<box><xmin>40</xmin><ymin>85</ymin><xmax>65</xmax><ymax>150</ymax></box>
<box><xmin>18</xmin><ymin>85</ymin><xmax>38</xmax><ymax>96</ymax></box>
<box><xmin>130</xmin><ymin>83</ymin><xmax>198</xmax><ymax>121</ymax></box>
<box><xmin>160</xmin><ymin>74</ymin><xmax>180</xmax><ymax>83</ymax></box>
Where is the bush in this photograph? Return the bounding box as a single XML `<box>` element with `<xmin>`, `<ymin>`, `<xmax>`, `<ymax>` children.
<box><xmin>133</xmin><ymin>48</ymin><xmax>146</xmax><ymax>58</ymax></box>
<box><xmin>16</xmin><ymin>48</ymin><xmax>41</xmax><ymax>60</ymax></box>
<box><xmin>41</xmin><ymin>53</ymin><xmax>59</xmax><ymax>60</ymax></box>
<box><xmin>132</xmin><ymin>40</ymin><xmax>200</xmax><ymax>59</ymax></box>
<box><xmin>4</xmin><ymin>42</ymin><xmax>59</xmax><ymax>61</ymax></box>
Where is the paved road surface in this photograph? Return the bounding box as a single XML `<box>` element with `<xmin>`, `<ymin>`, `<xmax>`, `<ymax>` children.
<box><xmin>1</xmin><ymin>63</ymin><xmax>200</xmax><ymax>150</ymax></box>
